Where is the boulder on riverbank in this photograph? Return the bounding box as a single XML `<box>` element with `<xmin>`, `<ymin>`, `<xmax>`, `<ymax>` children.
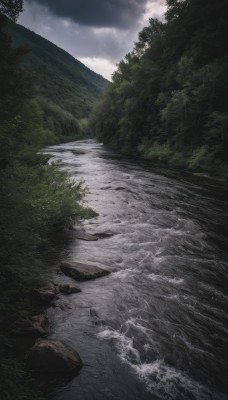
<box><xmin>12</xmin><ymin>314</ymin><xmax>50</xmax><ymax>337</ymax></box>
<box><xmin>60</xmin><ymin>261</ymin><xmax>110</xmax><ymax>281</ymax></box>
<box><xmin>94</xmin><ymin>232</ymin><xmax>114</xmax><ymax>239</ymax></box>
<box><xmin>26</xmin><ymin>339</ymin><xmax>82</xmax><ymax>374</ymax></box>
<box><xmin>74</xmin><ymin>229</ymin><xmax>98</xmax><ymax>241</ymax></box>
<box><xmin>59</xmin><ymin>284</ymin><xmax>81</xmax><ymax>295</ymax></box>
<box><xmin>32</xmin><ymin>283</ymin><xmax>59</xmax><ymax>304</ymax></box>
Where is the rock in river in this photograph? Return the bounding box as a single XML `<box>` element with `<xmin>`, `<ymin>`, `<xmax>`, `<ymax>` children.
<box><xmin>26</xmin><ymin>339</ymin><xmax>82</xmax><ymax>374</ymax></box>
<box><xmin>59</xmin><ymin>284</ymin><xmax>81</xmax><ymax>295</ymax></box>
<box><xmin>74</xmin><ymin>229</ymin><xmax>98</xmax><ymax>241</ymax></box>
<box><xmin>32</xmin><ymin>283</ymin><xmax>59</xmax><ymax>304</ymax></box>
<box><xmin>94</xmin><ymin>232</ymin><xmax>114</xmax><ymax>239</ymax></box>
<box><xmin>60</xmin><ymin>261</ymin><xmax>110</xmax><ymax>281</ymax></box>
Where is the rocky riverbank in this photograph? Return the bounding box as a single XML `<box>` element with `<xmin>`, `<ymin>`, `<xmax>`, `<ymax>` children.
<box><xmin>10</xmin><ymin>242</ymin><xmax>110</xmax><ymax>379</ymax></box>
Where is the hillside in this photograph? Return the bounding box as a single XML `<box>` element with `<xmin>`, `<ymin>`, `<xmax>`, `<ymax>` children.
<box><xmin>5</xmin><ymin>19</ymin><xmax>108</xmax><ymax>142</ymax></box>
<box><xmin>90</xmin><ymin>0</ymin><xmax>228</xmax><ymax>177</ymax></box>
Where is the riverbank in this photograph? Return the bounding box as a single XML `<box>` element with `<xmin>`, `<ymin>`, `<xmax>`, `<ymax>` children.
<box><xmin>0</xmin><ymin>225</ymin><xmax>106</xmax><ymax>400</ymax></box>
<box><xmin>0</xmin><ymin>160</ymin><xmax>94</xmax><ymax>400</ymax></box>
<box><xmin>101</xmin><ymin>140</ymin><xmax>228</xmax><ymax>180</ymax></box>
<box><xmin>137</xmin><ymin>141</ymin><xmax>228</xmax><ymax>179</ymax></box>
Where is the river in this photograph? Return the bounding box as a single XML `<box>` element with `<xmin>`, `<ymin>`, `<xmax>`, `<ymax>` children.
<box><xmin>46</xmin><ymin>140</ymin><xmax>228</xmax><ymax>400</ymax></box>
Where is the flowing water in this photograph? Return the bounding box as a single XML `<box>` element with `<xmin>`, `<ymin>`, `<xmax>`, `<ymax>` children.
<box><xmin>46</xmin><ymin>140</ymin><xmax>228</xmax><ymax>400</ymax></box>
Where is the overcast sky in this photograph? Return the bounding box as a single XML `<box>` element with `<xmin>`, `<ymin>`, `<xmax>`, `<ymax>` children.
<box><xmin>18</xmin><ymin>0</ymin><xmax>166</xmax><ymax>80</ymax></box>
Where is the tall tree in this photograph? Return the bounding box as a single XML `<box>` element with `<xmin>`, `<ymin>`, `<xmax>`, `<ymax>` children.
<box><xmin>90</xmin><ymin>0</ymin><xmax>228</xmax><ymax>175</ymax></box>
<box><xmin>0</xmin><ymin>0</ymin><xmax>23</xmax><ymax>21</ymax></box>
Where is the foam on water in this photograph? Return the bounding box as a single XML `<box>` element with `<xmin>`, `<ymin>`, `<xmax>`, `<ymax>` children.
<box><xmin>133</xmin><ymin>360</ymin><xmax>226</xmax><ymax>400</ymax></box>
<box><xmin>98</xmin><ymin>327</ymin><xmax>141</xmax><ymax>364</ymax></box>
<box><xmin>112</xmin><ymin>268</ymin><xmax>134</xmax><ymax>279</ymax></box>
<box><xmin>148</xmin><ymin>273</ymin><xmax>184</xmax><ymax>285</ymax></box>
<box><xmin>125</xmin><ymin>317</ymin><xmax>155</xmax><ymax>339</ymax></box>
<box><xmin>98</xmin><ymin>327</ymin><xmax>226</xmax><ymax>400</ymax></box>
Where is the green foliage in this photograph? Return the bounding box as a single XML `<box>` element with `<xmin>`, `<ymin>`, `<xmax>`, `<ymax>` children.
<box><xmin>90</xmin><ymin>0</ymin><xmax>228</xmax><ymax>176</ymax></box>
<box><xmin>81</xmin><ymin>207</ymin><xmax>99</xmax><ymax>220</ymax></box>
<box><xmin>138</xmin><ymin>141</ymin><xmax>187</xmax><ymax>168</ymax></box>
<box><xmin>40</xmin><ymin>98</ymin><xmax>81</xmax><ymax>144</ymax></box>
<box><xmin>0</xmin><ymin>13</ymin><xmax>95</xmax><ymax>400</ymax></box>
<box><xmin>188</xmin><ymin>146</ymin><xmax>214</xmax><ymax>171</ymax></box>
<box><xmin>5</xmin><ymin>18</ymin><xmax>108</xmax><ymax>143</ymax></box>
<box><xmin>0</xmin><ymin>358</ymin><xmax>44</xmax><ymax>400</ymax></box>
<box><xmin>138</xmin><ymin>141</ymin><xmax>173</xmax><ymax>163</ymax></box>
<box><xmin>0</xmin><ymin>16</ymin><xmax>88</xmax><ymax>315</ymax></box>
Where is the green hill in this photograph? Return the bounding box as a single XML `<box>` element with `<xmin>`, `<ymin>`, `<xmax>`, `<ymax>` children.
<box><xmin>5</xmin><ymin>19</ymin><xmax>108</xmax><ymax>143</ymax></box>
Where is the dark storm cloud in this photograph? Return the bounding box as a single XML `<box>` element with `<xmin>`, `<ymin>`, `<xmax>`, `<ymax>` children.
<box><xmin>19</xmin><ymin>0</ymin><xmax>167</xmax><ymax>78</ymax></box>
<box><xmin>26</xmin><ymin>0</ymin><xmax>147</xmax><ymax>28</ymax></box>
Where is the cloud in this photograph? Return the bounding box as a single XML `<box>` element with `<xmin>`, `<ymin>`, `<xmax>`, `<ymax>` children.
<box><xmin>140</xmin><ymin>0</ymin><xmax>166</xmax><ymax>24</ymax></box>
<box><xmin>25</xmin><ymin>0</ymin><xmax>148</xmax><ymax>28</ymax></box>
<box><xmin>19</xmin><ymin>0</ymin><xmax>166</xmax><ymax>78</ymax></box>
<box><xmin>19</xmin><ymin>1</ymin><xmax>140</xmax><ymax>62</ymax></box>
<box><xmin>78</xmin><ymin>57</ymin><xmax>116</xmax><ymax>80</ymax></box>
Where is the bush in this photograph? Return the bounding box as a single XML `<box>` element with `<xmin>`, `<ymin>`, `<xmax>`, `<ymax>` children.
<box><xmin>0</xmin><ymin>15</ymin><xmax>94</xmax><ymax>400</ymax></box>
<box><xmin>188</xmin><ymin>146</ymin><xmax>214</xmax><ymax>171</ymax></box>
<box><xmin>0</xmin><ymin>357</ymin><xmax>44</xmax><ymax>400</ymax></box>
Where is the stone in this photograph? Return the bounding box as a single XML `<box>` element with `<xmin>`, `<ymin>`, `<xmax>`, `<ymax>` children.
<box><xmin>51</xmin><ymin>303</ymin><xmax>72</xmax><ymax>310</ymax></box>
<box><xmin>74</xmin><ymin>230</ymin><xmax>98</xmax><ymax>241</ymax></box>
<box><xmin>12</xmin><ymin>314</ymin><xmax>50</xmax><ymax>337</ymax></box>
<box><xmin>59</xmin><ymin>303</ymin><xmax>72</xmax><ymax>311</ymax></box>
<box><xmin>89</xmin><ymin>309</ymin><xmax>105</xmax><ymax>326</ymax></box>
<box><xmin>114</xmin><ymin>186</ymin><xmax>125</xmax><ymax>191</ymax></box>
<box><xmin>59</xmin><ymin>284</ymin><xmax>81</xmax><ymax>295</ymax></box>
<box><xmin>26</xmin><ymin>339</ymin><xmax>82</xmax><ymax>374</ymax></box>
<box><xmin>60</xmin><ymin>261</ymin><xmax>110</xmax><ymax>281</ymax></box>
<box><xmin>100</xmin><ymin>185</ymin><xmax>112</xmax><ymax>190</ymax></box>
<box><xmin>94</xmin><ymin>232</ymin><xmax>114</xmax><ymax>239</ymax></box>
<box><xmin>32</xmin><ymin>283</ymin><xmax>58</xmax><ymax>304</ymax></box>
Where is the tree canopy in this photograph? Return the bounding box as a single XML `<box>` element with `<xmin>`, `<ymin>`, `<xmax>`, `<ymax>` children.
<box><xmin>0</xmin><ymin>0</ymin><xmax>23</xmax><ymax>21</ymax></box>
<box><xmin>90</xmin><ymin>0</ymin><xmax>228</xmax><ymax>176</ymax></box>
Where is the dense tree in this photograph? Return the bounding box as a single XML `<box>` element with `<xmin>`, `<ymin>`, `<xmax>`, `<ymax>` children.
<box><xmin>0</xmin><ymin>0</ymin><xmax>23</xmax><ymax>21</ymax></box>
<box><xmin>0</xmin><ymin>0</ymin><xmax>90</xmax><ymax>325</ymax></box>
<box><xmin>90</xmin><ymin>0</ymin><xmax>228</xmax><ymax>176</ymax></box>
<box><xmin>0</xmin><ymin>3</ymin><xmax>93</xmax><ymax>398</ymax></box>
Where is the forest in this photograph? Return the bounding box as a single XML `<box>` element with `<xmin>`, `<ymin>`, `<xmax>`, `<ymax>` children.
<box><xmin>5</xmin><ymin>18</ymin><xmax>108</xmax><ymax>143</ymax></box>
<box><xmin>90</xmin><ymin>0</ymin><xmax>228</xmax><ymax>176</ymax></box>
<box><xmin>0</xmin><ymin>2</ymin><xmax>96</xmax><ymax>398</ymax></box>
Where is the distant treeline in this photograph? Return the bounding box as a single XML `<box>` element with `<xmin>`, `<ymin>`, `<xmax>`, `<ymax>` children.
<box><xmin>6</xmin><ymin>19</ymin><xmax>108</xmax><ymax>144</ymax></box>
<box><xmin>90</xmin><ymin>0</ymin><xmax>228</xmax><ymax>176</ymax></box>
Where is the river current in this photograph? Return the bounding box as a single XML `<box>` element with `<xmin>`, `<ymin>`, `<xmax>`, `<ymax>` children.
<box><xmin>46</xmin><ymin>140</ymin><xmax>228</xmax><ymax>400</ymax></box>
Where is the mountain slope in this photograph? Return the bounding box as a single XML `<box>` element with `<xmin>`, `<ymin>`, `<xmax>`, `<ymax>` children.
<box><xmin>5</xmin><ymin>19</ymin><xmax>108</xmax><ymax>142</ymax></box>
